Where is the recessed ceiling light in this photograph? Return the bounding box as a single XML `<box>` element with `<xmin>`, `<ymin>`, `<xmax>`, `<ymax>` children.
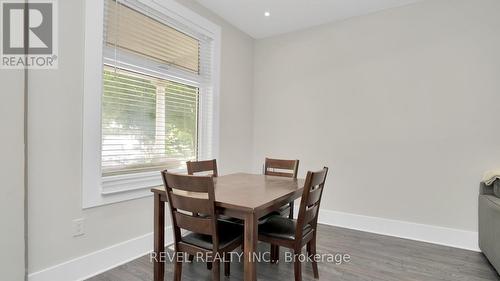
<box><xmin>264</xmin><ymin>11</ymin><xmax>270</xmax><ymax>17</ymax></box>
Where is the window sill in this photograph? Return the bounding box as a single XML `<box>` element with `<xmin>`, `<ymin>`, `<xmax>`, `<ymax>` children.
<box><xmin>82</xmin><ymin>168</ymin><xmax>185</xmax><ymax>209</ymax></box>
<box><xmin>102</xmin><ymin>168</ymin><xmax>186</xmax><ymax>195</ymax></box>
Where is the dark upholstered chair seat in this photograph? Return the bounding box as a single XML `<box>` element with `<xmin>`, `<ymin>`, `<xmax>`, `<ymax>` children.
<box><xmin>260</xmin><ymin>204</ymin><xmax>292</xmax><ymax>221</ymax></box>
<box><xmin>275</xmin><ymin>204</ymin><xmax>292</xmax><ymax>217</ymax></box>
<box><xmin>259</xmin><ymin>215</ymin><xmax>312</xmax><ymax>241</ymax></box>
<box><xmin>278</xmin><ymin>204</ymin><xmax>291</xmax><ymax>215</ymax></box>
<box><xmin>182</xmin><ymin>221</ymin><xmax>243</xmax><ymax>250</ymax></box>
<box><xmin>197</xmin><ymin>214</ymin><xmax>244</xmax><ymax>225</ymax></box>
<box><xmin>218</xmin><ymin>215</ymin><xmax>244</xmax><ymax>225</ymax></box>
<box><xmin>220</xmin><ymin>203</ymin><xmax>292</xmax><ymax>227</ymax></box>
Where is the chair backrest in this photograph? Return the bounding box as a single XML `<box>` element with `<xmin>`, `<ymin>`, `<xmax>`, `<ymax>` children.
<box><xmin>186</xmin><ymin>159</ymin><xmax>218</xmax><ymax>177</ymax></box>
<box><xmin>264</xmin><ymin>158</ymin><xmax>299</xmax><ymax>178</ymax></box>
<box><xmin>295</xmin><ymin>167</ymin><xmax>329</xmax><ymax>239</ymax></box>
<box><xmin>161</xmin><ymin>171</ymin><xmax>219</xmax><ymax>249</ymax></box>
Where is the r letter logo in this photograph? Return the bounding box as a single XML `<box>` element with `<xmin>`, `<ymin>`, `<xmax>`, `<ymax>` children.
<box><xmin>1</xmin><ymin>0</ymin><xmax>58</xmax><ymax>69</ymax></box>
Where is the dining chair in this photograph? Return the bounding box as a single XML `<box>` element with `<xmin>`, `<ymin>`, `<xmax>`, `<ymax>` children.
<box><xmin>264</xmin><ymin>158</ymin><xmax>300</xmax><ymax>219</ymax></box>
<box><xmin>187</xmin><ymin>159</ymin><xmax>218</xmax><ymax>177</ymax></box>
<box><xmin>187</xmin><ymin>158</ymin><xmax>219</xmax><ymax>219</ymax></box>
<box><xmin>161</xmin><ymin>171</ymin><xmax>243</xmax><ymax>281</ymax></box>
<box><xmin>258</xmin><ymin>167</ymin><xmax>329</xmax><ymax>281</ymax></box>
<box><xmin>263</xmin><ymin>158</ymin><xmax>301</xmax><ymax>260</ymax></box>
<box><xmin>187</xmin><ymin>159</ymin><xmax>241</xmax><ymax>227</ymax></box>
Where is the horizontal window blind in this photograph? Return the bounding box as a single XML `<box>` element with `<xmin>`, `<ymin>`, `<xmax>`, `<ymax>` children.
<box><xmin>104</xmin><ymin>0</ymin><xmax>200</xmax><ymax>73</ymax></box>
<box><xmin>100</xmin><ymin>0</ymin><xmax>215</xmax><ymax>181</ymax></box>
<box><xmin>102</xmin><ymin>67</ymin><xmax>199</xmax><ymax>176</ymax></box>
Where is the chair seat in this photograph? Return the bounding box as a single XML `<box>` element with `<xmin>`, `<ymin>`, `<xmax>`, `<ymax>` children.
<box><xmin>197</xmin><ymin>214</ymin><xmax>244</xmax><ymax>225</ymax></box>
<box><xmin>260</xmin><ymin>204</ymin><xmax>291</xmax><ymax>221</ymax></box>
<box><xmin>259</xmin><ymin>215</ymin><xmax>313</xmax><ymax>241</ymax></box>
<box><xmin>182</xmin><ymin>221</ymin><xmax>243</xmax><ymax>250</ymax></box>
<box><xmin>261</xmin><ymin>204</ymin><xmax>290</xmax><ymax>218</ymax></box>
<box><xmin>279</xmin><ymin>204</ymin><xmax>291</xmax><ymax>215</ymax></box>
<box><xmin>218</xmin><ymin>215</ymin><xmax>244</xmax><ymax>225</ymax></box>
<box><xmin>221</xmin><ymin>204</ymin><xmax>292</xmax><ymax>227</ymax></box>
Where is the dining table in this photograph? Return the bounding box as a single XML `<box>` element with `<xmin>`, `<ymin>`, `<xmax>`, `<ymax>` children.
<box><xmin>151</xmin><ymin>172</ymin><xmax>305</xmax><ymax>281</ymax></box>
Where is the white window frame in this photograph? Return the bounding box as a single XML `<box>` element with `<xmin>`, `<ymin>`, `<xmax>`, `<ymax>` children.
<box><xmin>82</xmin><ymin>0</ymin><xmax>221</xmax><ymax>208</ymax></box>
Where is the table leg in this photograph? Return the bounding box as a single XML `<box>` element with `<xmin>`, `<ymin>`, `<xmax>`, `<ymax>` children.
<box><xmin>154</xmin><ymin>193</ymin><xmax>165</xmax><ymax>281</ymax></box>
<box><xmin>244</xmin><ymin>213</ymin><xmax>257</xmax><ymax>281</ymax></box>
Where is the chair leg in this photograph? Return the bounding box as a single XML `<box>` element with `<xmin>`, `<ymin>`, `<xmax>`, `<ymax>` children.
<box><xmin>269</xmin><ymin>244</ymin><xmax>275</xmax><ymax>263</ymax></box>
<box><xmin>289</xmin><ymin>201</ymin><xmax>294</xmax><ymax>219</ymax></box>
<box><xmin>276</xmin><ymin>245</ymin><xmax>280</xmax><ymax>263</ymax></box>
<box><xmin>271</xmin><ymin>244</ymin><xmax>280</xmax><ymax>263</ymax></box>
<box><xmin>293</xmin><ymin>250</ymin><xmax>302</xmax><ymax>281</ymax></box>
<box><xmin>224</xmin><ymin>252</ymin><xmax>230</xmax><ymax>277</ymax></box>
<box><xmin>269</xmin><ymin>244</ymin><xmax>274</xmax><ymax>263</ymax></box>
<box><xmin>309</xmin><ymin>239</ymin><xmax>319</xmax><ymax>279</ymax></box>
<box><xmin>174</xmin><ymin>252</ymin><xmax>183</xmax><ymax>281</ymax></box>
<box><xmin>212</xmin><ymin>258</ymin><xmax>220</xmax><ymax>281</ymax></box>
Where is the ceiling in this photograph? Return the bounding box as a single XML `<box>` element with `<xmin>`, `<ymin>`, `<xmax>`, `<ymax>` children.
<box><xmin>194</xmin><ymin>0</ymin><xmax>422</xmax><ymax>39</ymax></box>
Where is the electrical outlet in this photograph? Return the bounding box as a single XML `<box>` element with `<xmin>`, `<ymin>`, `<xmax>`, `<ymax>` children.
<box><xmin>72</xmin><ymin>218</ymin><xmax>85</xmax><ymax>237</ymax></box>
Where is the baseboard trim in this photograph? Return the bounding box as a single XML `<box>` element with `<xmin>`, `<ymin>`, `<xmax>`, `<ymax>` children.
<box><xmin>28</xmin><ymin>209</ymin><xmax>479</xmax><ymax>281</ymax></box>
<box><xmin>28</xmin><ymin>227</ymin><xmax>173</xmax><ymax>281</ymax></box>
<box><xmin>317</xmin><ymin>209</ymin><xmax>479</xmax><ymax>252</ymax></box>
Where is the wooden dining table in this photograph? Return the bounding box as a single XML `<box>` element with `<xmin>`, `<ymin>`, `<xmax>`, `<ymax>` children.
<box><xmin>151</xmin><ymin>172</ymin><xmax>305</xmax><ymax>281</ymax></box>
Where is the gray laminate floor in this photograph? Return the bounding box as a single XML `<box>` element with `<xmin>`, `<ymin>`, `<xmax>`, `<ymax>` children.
<box><xmin>87</xmin><ymin>224</ymin><xmax>499</xmax><ymax>281</ymax></box>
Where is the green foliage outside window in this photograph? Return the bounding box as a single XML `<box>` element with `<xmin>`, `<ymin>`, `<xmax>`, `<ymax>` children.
<box><xmin>102</xmin><ymin>68</ymin><xmax>198</xmax><ymax>174</ymax></box>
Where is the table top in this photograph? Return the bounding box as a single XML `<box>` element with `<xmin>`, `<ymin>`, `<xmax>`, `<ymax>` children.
<box><xmin>152</xmin><ymin>173</ymin><xmax>305</xmax><ymax>213</ymax></box>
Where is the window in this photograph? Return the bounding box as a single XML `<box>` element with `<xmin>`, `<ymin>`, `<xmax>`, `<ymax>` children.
<box><xmin>83</xmin><ymin>0</ymin><xmax>220</xmax><ymax>208</ymax></box>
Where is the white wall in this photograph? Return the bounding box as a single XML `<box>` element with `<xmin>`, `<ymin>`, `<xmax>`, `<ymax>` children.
<box><xmin>0</xmin><ymin>70</ymin><xmax>25</xmax><ymax>280</ymax></box>
<box><xmin>28</xmin><ymin>0</ymin><xmax>253</xmax><ymax>274</ymax></box>
<box><xmin>253</xmin><ymin>0</ymin><xmax>500</xmax><ymax>232</ymax></box>
<box><xmin>26</xmin><ymin>0</ymin><xmax>500</xmax><ymax>277</ymax></box>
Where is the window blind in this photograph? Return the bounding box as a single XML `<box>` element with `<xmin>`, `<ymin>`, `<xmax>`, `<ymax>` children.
<box><xmin>101</xmin><ymin>0</ymin><xmax>216</xmax><ymax>177</ymax></box>
<box><xmin>101</xmin><ymin>67</ymin><xmax>199</xmax><ymax>176</ymax></box>
<box><xmin>104</xmin><ymin>0</ymin><xmax>200</xmax><ymax>73</ymax></box>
